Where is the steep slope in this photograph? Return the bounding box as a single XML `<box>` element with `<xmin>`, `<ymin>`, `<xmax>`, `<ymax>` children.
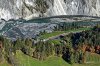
<box><xmin>15</xmin><ymin>50</ymin><xmax>71</xmax><ymax>66</ymax></box>
<box><xmin>0</xmin><ymin>0</ymin><xmax>100</xmax><ymax>20</ymax></box>
<box><xmin>15</xmin><ymin>50</ymin><xmax>100</xmax><ymax>66</ymax></box>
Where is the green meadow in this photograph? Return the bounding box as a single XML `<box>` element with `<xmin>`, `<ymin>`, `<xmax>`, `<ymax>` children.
<box><xmin>40</xmin><ymin>27</ymin><xmax>91</xmax><ymax>39</ymax></box>
<box><xmin>14</xmin><ymin>50</ymin><xmax>100</xmax><ymax>66</ymax></box>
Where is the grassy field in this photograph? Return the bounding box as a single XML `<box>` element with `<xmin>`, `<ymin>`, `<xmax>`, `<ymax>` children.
<box><xmin>48</xmin><ymin>39</ymin><xmax>61</xmax><ymax>45</ymax></box>
<box><xmin>40</xmin><ymin>27</ymin><xmax>91</xmax><ymax>39</ymax></box>
<box><xmin>15</xmin><ymin>50</ymin><xmax>100</xmax><ymax>66</ymax></box>
<box><xmin>15</xmin><ymin>50</ymin><xmax>71</xmax><ymax>66</ymax></box>
<box><xmin>40</xmin><ymin>31</ymin><xmax>65</xmax><ymax>39</ymax></box>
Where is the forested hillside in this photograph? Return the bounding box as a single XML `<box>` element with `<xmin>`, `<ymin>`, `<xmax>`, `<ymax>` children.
<box><xmin>0</xmin><ymin>25</ymin><xmax>100</xmax><ymax>66</ymax></box>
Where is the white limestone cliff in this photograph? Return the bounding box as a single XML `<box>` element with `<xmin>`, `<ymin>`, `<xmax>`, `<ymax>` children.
<box><xmin>0</xmin><ymin>0</ymin><xmax>100</xmax><ymax>20</ymax></box>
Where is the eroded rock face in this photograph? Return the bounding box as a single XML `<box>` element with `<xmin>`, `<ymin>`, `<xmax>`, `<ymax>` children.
<box><xmin>0</xmin><ymin>0</ymin><xmax>100</xmax><ymax>20</ymax></box>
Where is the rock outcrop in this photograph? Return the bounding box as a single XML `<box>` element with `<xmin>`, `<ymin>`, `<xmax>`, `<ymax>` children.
<box><xmin>0</xmin><ymin>0</ymin><xmax>100</xmax><ymax>20</ymax></box>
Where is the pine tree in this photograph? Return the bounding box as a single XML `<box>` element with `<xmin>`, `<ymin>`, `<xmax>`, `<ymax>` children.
<box><xmin>25</xmin><ymin>38</ymin><xmax>32</xmax><ymax>47</ymax></box>
<box><xmin>14</xmin><ymin>38</ymin><xmax>23</xmax><ymax>50</ymax></box>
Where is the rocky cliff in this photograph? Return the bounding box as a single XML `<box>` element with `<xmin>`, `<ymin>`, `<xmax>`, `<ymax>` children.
<box><xmin>0</xmin><ymin>0</ymin><xmax>100</xmax><ymax>20</ymax></box>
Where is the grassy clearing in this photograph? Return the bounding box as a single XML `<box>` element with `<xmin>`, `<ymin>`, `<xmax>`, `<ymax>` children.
<box><xmin>40</xmin><ymin>27</ymin><xmax>91</xmax><ymax>39</ymax></box>
<box><xmin>15</xmin><ymin>50</ymin><xmax>71</xmax><ymax>66</ymax></box>
<box><xmin>40</xmin><ymin>31</ymin><xmax>65</xmax><ymax>39</ymax></box>
<box><xmin>48</xmin><ymin>39</ymin><xmax>61</xmax><ymax>45</ymax></box>
<box><xmin>15</xmin><ymin>50</ymin><xmax>100</xmax><ymax>66</ymax></box>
